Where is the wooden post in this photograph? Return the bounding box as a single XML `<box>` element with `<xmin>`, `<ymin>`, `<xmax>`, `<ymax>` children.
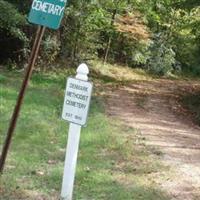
<box><xmin>61</xmin><ymin>123</ymin><xmax>81</xmax><ymax>200</ymax></box>
<box><xmin>61</xmin><ymin>64</ymin><xmax>90</xmax><ymax>200</ymax></box>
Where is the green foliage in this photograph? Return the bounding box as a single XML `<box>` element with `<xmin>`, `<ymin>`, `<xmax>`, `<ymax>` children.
<box><xmin>40</xmin><ymin>35</ymin><xmax>61</xmax><ymax>66</ymax></box>
<box><xmin>138</xmin><ymin>0</ymin><xmax>200</xmax><ymax>75</ymax></box>
<box><xmin>60</xmin><ymin>0</ymin><xmax>107</xmax><ymax>63</ymax></box>
<box><xmin>0</xmin><ymin>0</ymin><xmax>200</xmax><ymax>76</ymax></box>
<box><xmin>0</xmin><ymin>0</ymin><xmax>28</xmax><ymax>64</ymax></box>
<box><xmin>0</xmin><ymin>0</ymin><xmax>27</xmax><ymax>41</ymax></box>
<box><xmin>109</xmin><ymin>32</ymin><xmax>150</xmax><ymax>67</ymax></box>
<box><xmin>174</xmin><ymin>0</ymin><xmax>200</xmax><ymax>10</ymax></box>
<box><xmin>6</xmin><ymin>0</ymin><xmax>30</xmax><ymax>13</ymax></box>
<box><xmin>147</xmin><ymin>33</ymin><xmax>176</xmax><ymax>75</ymax></box>
<box><xmin>0</xmin><ymin>74</ymin><xmax>6</xmax><ymax>83</ymax></box>
<box><xmin>60</xmin><ymin>0</ymin><xmax>145</xmax><ymax>66</ymax></box>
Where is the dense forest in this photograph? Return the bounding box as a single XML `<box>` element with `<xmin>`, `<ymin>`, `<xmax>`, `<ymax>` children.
<box><xmin>0</xmin><ymin>0</ymin><xmax>200</xmax><ymax>75</ymax></box>
<box><xmin>1</xmin><ymin>1</ymin><xmax>200</xmax><ymax>199</ymax></box>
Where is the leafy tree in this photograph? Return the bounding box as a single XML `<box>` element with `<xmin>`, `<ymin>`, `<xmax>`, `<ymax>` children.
<box><xmin>59</xmin><ymin>0</ymin><xmax>107</xmax><ymax>64</ymax></box>
<box><xmin>147</xmin><ymin>33</ymin><xmax>176</xmax><ymax>75</ymax></box>
<box><xmin>0</xmin><ymin>0</ymin><xmax>28</xmax><ymax>63</ymax></box>
<box><xmin>0</xmin><ymin>0</ymin><xmax>200</xmax><ymax>76</ymax></box>
<box><xmin>136</xmin><ymin>0</ymin><xmax>200</xmax><ymax>75</ymax></box>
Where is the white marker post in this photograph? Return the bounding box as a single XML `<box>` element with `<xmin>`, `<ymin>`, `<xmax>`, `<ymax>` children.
<box><xmin>61</xmin><ymin>64</ymin><xmax>93</xmax><ymax>200</ymax></box>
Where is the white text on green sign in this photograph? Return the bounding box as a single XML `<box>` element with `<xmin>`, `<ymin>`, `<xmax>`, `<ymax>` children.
<box><xmin>28</xmin><ymin>0</ymin><xmax>67</xmax><ymax>29</ymax></box>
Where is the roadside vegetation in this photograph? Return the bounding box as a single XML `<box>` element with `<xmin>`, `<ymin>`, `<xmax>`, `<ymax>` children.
<box><xmin>1</xmin><ymin>0</ymin><xmax>200</xmax><ymax>77</ymax></box>
<box><xmin>0</xmin><ymin>68</ymin><xmax>171</xmax><ymax>200</ymax></box>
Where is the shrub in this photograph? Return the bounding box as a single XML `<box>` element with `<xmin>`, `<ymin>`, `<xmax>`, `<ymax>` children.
<box><xmin>41</xmin><ymin>35</ymin><xmax>61</xmax><ymax>65</ymax></box>
<box><xmin>147</xmin><ymin>33</ymin><xmax>176</xmax><ymax>76</ymax></box>
<box><xmin>0</xmin><ymin>1</ymin><xmax>28</xmax><ymax>64</ymax></box>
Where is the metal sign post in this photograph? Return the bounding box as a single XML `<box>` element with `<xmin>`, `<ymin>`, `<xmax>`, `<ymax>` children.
<box><xmin>61</xmin><ymin>64</ymin><xmax>93</xmax><ymax>200</ymax></box>
<box><xmin>0</xmin><ymin>0</ymin><xmax>67</xmax><ymax>173</ymax></box>
<box><xmin>0</xmin><ymin>26</ymin><xmax>45</xmax><ymax>173</ymax></box>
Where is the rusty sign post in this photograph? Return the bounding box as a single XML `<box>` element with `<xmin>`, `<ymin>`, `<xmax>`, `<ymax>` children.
<box><xmin>0</xmin><ymin>0</ymin><xmax>67</xmax><ymax>173</ymax></box>
<box><xmin>0</xmin><ymin>26</ymin><xmax>45</xmax><ymax>173</ymax></box>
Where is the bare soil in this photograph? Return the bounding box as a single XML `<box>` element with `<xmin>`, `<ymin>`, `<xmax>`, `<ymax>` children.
<box><xmin>105</xmin><ymin>79</ymin><xmax>200</xmax><ymax>200</ymax></box>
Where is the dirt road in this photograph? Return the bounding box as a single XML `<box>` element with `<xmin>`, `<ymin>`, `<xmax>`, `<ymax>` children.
<box><xmin>105</xmin><ymin>79</ymin><xmax>200</xmax><ymax>200</ymax></box>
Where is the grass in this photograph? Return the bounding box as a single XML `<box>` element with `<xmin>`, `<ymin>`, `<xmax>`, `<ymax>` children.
<box><xmin>0</xmin><ymin>69</ymin><xmax>170</xmax><ymax>199</ymax></box>
<box><xmin>90</xmin><ymin>60</ymin><xmax>152</xmax><ymax>84</ymax></box>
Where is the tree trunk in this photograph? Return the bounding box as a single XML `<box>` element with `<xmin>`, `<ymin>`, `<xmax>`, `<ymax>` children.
<box><xmin>103</xmin><ymin>9</ymin><xmax>117</xmax><ymax>64</ymax></box>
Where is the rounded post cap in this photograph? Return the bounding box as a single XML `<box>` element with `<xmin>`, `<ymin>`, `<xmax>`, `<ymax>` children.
<box><xmin>76</xmin><ymin>63</ymin><xmax>89</xmax><ymax>81</ymax></box>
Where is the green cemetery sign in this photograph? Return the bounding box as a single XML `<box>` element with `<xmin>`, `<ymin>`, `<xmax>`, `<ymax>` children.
<box><xmin>28</xmin><ymin>0</ymin><xmax>67</xmax><ymax>29</ymax></box>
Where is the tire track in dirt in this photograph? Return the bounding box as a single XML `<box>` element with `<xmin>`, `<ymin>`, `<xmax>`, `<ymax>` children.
<box><xmin>105</xmin><ymin>79</ymin><xmax>200</xmax><ymax>200</ymax></box>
